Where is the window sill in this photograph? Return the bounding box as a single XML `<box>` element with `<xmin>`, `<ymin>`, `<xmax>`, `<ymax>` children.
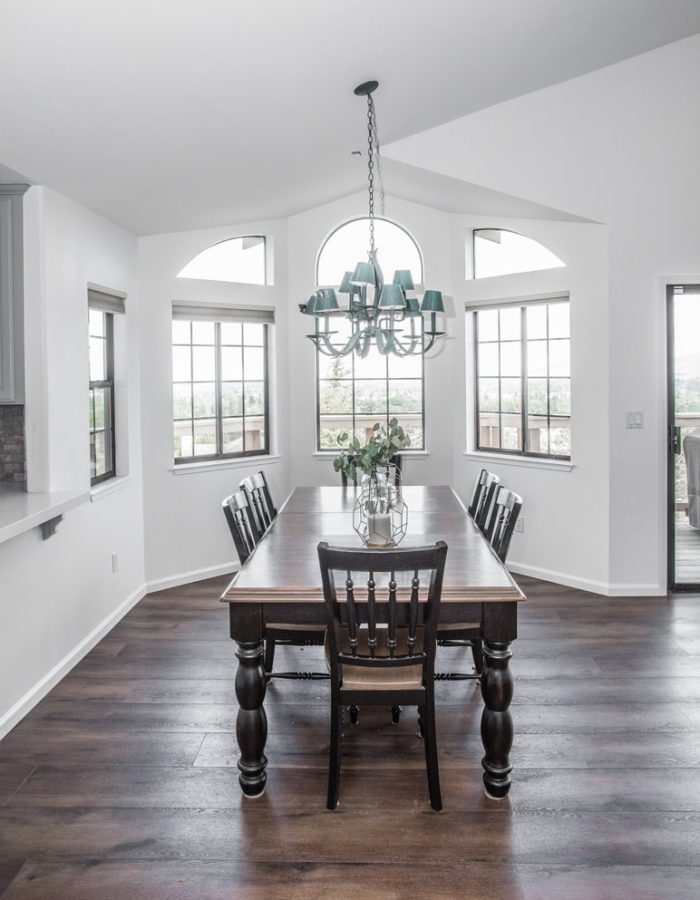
<box><xmin>171</xmin><ymin>455</ymin><xmax>280</xmax><ymax>476</ymax></box>
<box><xmin>463</xmin><ymin>451</ymin><xmax>574</xmax><ymax>472</ymax></box>
<box><xmin>312</xmin><ymin>450</ymin><xmax>431</xmax><ymax>459</ymax></box>
<box><xmin>91</xmin><ymin>475</ymin><xmax>132</xmax><ymax>502</ymax></box>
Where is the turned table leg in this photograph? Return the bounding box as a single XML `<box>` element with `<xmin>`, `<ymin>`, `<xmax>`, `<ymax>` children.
<box><xmin>480</xmin><ymin>639</ymin><xmax>513</xmax><ymax>799</ymax></box>
<box><xmin>230</xmin><ymin>606</ymin><xmax>267</xmax><ymax>798</ymax></box>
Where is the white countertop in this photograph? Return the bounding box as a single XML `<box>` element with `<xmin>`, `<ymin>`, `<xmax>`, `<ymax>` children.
<box><xmin>0</xmin><ymin>486</ymin><xmax>90</xmax><ymax>545</ymax></box>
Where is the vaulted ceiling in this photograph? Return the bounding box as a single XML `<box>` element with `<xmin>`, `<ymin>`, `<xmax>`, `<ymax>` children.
<box><xmin>2</xmin><ymin>0</ymin><xmax>700</xmax><ymax>234</ymax></box>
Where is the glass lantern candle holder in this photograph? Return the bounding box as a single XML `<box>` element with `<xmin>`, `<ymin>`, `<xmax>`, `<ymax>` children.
<box><xmin>353</xmin><ymin>466</ymin><xmax>408</xmax><ymax>547</ymax></box>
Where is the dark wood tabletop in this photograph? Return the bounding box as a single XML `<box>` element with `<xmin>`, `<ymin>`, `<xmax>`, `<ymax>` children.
<box><xmin>222</xmin><ymin>485</ymin><xmax>525</xmax><ymax>605</ymax></box>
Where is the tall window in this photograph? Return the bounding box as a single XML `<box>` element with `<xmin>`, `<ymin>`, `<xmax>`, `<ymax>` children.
<box><xmin>473</xmin><ymin>298</ymin><xmax>570</xmax><ymax>459</ymax></box>
<box><xmin>172</xmin><ymin>306</ymin><xmax>271</xmax><ymax>462</ymax></box>
<box><xmin>88</xmin><ymin>308</ymin><xmax>116</xmax><ymax>484</ymax></box>
<box><xmin>317</xmin><ymin>318</ymin><xmax>424</xmax><ymax>450</ymax></box>
<box><xmin>316</xmin><ymin>218</ymin><xmax>425</xmax><ymax>450</ymax></box>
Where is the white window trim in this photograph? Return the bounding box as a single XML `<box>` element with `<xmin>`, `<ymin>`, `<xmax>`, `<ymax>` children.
<box><xmin>463</xmin><ymin>450</ymin><xmax>574</xmax><ymax>472</ymax></box>
<box><xmin>171</xmin><ymin>455</ymin><xmax>280</xmax><ymax>476</ymax></box>
<box><xmin>90</xmin><ymin>474</ymin><xmax>132</xmax><ymax>502</ymax></box>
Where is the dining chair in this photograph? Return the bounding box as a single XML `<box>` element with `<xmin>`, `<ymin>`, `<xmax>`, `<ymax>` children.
<box><xmin>318</xmin><ymin>540</ymin><xmax>448</xmax><ymax>811</ymax></box>
<box><xmin>240</xmin><ymin>471</ymin><xmax>277</xmax><ymax>535</ymax></box>
<box><xmin>437</xmin><ymin>484</ymin><xmax>523</xmax><ymax>679</ymax></box>
<box><xmin>473</xmin><ymin>471</ymin><xmax>501</xmax><ymax>534</ymax></box>
<box><xmin>230</xmin><ymin>475</ymin><xmax>326</xmax><ymax>680</ymax></box>
<box><xmin>222</xmin><ymin>490</ymin><xmax>260</xmax><ymax>565</ymax></box>
<box><xmin>485</xmin><ymin>486</ymin><xmax>523</xmax><ymax>563</ymax></box>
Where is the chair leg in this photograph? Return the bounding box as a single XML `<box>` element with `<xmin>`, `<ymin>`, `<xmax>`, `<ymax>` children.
<box><xmin>417</xmin><ymin>704</ymin><xmax>424</xmax><ymax>737</ymax></box>
<box><xmin>471</xmin><ymin>640</ymin><xmax>484</xmax><ymax>675</ymax></box>
<box><xmin>327</xmin><ymin>704</ymin><xmax>342</xmax><ymax>810</ymax></box>
<box><xmin>263</xmin><ymin>638</ymin><xmax>276</xmax><ymax>677</ymax></box>
<box><xmin>348</xmin><ymin>704</ymin><xmax>360</xmax><ymax>725</ymax></box>
<box><xmin>422</xmin><ymin>698</ymin><xmax>442</xmax><ymax>811</ymax></box>
<box><xmin>391</xmin><ymin>705</ymin><xmax>402</xmax><ymax>725</ymax></box>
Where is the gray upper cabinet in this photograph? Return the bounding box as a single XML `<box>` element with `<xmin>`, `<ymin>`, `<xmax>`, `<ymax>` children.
<box><xmin>0</xmin><ymin>184</ymin><xmax>29</xmax><ymax>404</ymax></box>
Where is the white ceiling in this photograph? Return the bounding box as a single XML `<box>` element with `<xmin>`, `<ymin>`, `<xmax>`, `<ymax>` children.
<box><xmin>2</xmin><ymin>0</ymin><xmax>699</xmax><ymax>235</ymax></box>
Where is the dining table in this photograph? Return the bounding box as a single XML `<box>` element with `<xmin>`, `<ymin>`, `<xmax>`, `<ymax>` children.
<box><xmin>221</xmin><ymin>484</ymin><xmax>525</xmax><ymax>800</ymax></box>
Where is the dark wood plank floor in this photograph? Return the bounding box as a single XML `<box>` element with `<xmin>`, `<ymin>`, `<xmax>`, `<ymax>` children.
<box><xmin>1</xmin><ymin>575</ymin><xmax>700</xmax><ymax>898</ymax></box>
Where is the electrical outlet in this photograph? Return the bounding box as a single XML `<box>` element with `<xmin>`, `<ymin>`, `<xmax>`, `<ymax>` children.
<box><xmin>515</xmin><ymin>517</ymin><xmax>524</xmax><ymax>533</ymax></box>
<box><xmin>111</xmin><ymin>552</ymin><xmax>119</xmax><ymax>573</ymax></box>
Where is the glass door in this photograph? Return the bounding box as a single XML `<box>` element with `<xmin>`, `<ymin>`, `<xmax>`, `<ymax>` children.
<box><xmin>668</xmin><ymin>284</ymin><xmax>700</xmax><ymax>590</ymax></box>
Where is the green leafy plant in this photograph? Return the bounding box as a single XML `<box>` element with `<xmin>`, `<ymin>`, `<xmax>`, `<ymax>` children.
<box><xmin>333</xmin><ymin>418</ymin><xmax>411</xmax><ymax>483</ymax></box>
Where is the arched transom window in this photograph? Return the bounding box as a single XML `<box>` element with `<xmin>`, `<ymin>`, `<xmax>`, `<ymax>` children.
<box><xmin>178</xmin><ymin>236</ymin><xmax>267</xmax><ymax>285</ymax></box>
<box><xmin>472</xmin><ymin>229</ymin><xmax>565</xmax><ymax>279</ymax></box>
<box><xmin>316</xmin><ymin>217</ymin><xmax>423</xmax><ymax>287</ymax></box>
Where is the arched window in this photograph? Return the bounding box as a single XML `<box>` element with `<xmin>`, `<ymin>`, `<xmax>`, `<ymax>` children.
<box><xmin>316</xmin><ymin>217</ymin><xmax>423</xmax><ymax>287</ymax></box>
<box><xmin>178</xmin><ymin>236</ymin><xmax>267</xmax><ymax>285</ymax></box>
<box><xmin>472</xmin><ymin>229</ymin><xmax>565</xmax><ymax>279</ymax></box>
<box><xmin>315</xmin><ymin>217</ymin><xmax>425</xmax><ymax>451</ymax></box>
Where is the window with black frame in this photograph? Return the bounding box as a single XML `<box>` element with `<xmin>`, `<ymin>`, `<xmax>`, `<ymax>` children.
<box><xmin>171</xmin><ymin>305</ymin><xmax>272</xmax><ymax>463</ymax></box>
<box><xmin>316</xmin><ymin>314</ymin><xmax>425</xmax><ymax>451</ymax></box>
<box><xmin>473</xmin><ymin>298</ymin><xmax>570</xmax><ymax>459</ymax></box>
<box><xmin>88</xmin><ymin>306</ymin><xmax>117</xmax><ymax>485</ymax></box>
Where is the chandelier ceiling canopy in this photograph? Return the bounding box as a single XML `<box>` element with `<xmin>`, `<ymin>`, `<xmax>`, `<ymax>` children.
<box><xmin>299</xmin><ymin>80</ymin><xmax>445</xmax><ymax>358</ymax></box>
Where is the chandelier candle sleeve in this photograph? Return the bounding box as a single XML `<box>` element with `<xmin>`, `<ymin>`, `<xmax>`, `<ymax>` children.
<box><xmin>300</xmin><ymin>80</ymin><xmax>446</xmax><ymax>359</ymax></box>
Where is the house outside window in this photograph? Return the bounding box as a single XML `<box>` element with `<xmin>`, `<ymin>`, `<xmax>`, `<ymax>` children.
<box><xmin>171</xmin><ymin>305</ymin><xmax>273</xmax><ymax>462</ymax></box>
<box><xmin>472</xmin><ymin>297</ymin><xmax>570</xmax><ymax>459</ymax></box>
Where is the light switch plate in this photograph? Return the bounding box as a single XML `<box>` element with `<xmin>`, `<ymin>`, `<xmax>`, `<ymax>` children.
<box><xmin>625</xmin><ymin>411</ymin><xmax>644</xmax><ymax>429</ymax></box>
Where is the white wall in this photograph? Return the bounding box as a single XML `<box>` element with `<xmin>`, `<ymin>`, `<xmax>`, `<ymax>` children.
<box><xmin>287</xmin><ymin>191</ymin><xmax>456</xmax><ymax>489</ymax></box>
<box><xmin>451</xmin><ymin>215</ymin><xmax>610</xmax><ymax>591</ymax></box>
<box><xmin>138</xmin><ymin>222</ymin><xmax>290</xmax><ymax>587</ymax></box>
<box><xmin>386</xmin><ymin>33</ymin><xmax>700</xmax><ymax>594</ymax></box>
<box><xmin>0</xmin><ymin>186</ymin><xmax>145</xmax><ymax>736</ymax></box>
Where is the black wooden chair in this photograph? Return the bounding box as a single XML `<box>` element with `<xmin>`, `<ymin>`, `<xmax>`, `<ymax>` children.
<box><xmin>318</xmin><ymin>540</ymin><xmax>448</xmax><ymax>811</ymax></box>
<box><xmin>436</xmin><ymin>477</ymin><xmax>517</xmax><ymax>680</ymax></box>
<box><xmin>222</xmin><ymin>491</ymin><xmax>260</xmax><ymax>565</ymax></box>
<box><xmin>240</xmin><ymin>471</ymin><xmax>277</xmax><ymax>535</ymax></box>
<box><xmin>231</xmin><ymin>473</ymin><xmax>326</xmax><ymax>680</ymax></box>
<box><xmin>470</xmin><ymin>469</ymin><xmax>501</xmax><ymax>534</ymax></box>
<box><xmin>484</xmin><ymin>486</ymin><xmax>523</xmax><ymax>563</ymax></box>
<box><xmin>340</xmin><ymin>454</ymin><xmax>403</xmax><ymax>488</ymax></box>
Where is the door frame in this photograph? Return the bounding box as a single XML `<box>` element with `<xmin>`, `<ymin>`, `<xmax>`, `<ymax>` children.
<box><xmin>667</xmin><ymin>283</ymin><xmax>700</xmax><ymax>592</ymax></box>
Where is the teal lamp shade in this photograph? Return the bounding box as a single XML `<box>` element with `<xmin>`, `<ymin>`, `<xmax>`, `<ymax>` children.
<box><xmin>304</xmin><ymin>294</ymin><xmax>319</xmax><ymax>315</ymax></box>
<box><xmin>338</xmin><ymin>271</ymin><xmax>354</xmax><ymax>293</ymax></box>
<box><xmin>393</xmin><ymin>269</ymin><xmax>415</xmax><ymax>291</ymax></box>
<box><xmin>421</xmin><ymin>290</ymin><xmax>444</xmax><ymax>313</ymax></box>
<box><xmin>405</xmin><ymin>297</ymin><xmax>421</xmax><ymax>316</ymax></box>
<box><xmin>350</xmin><ymin>261</ymin><xmax>375</xmax><ymax>285</ymax></box>
<box><xmin>378</xmin><ymin>283</ymin><xmax>406</xmax><ymax>308</ymax></box>
<box><xmin>315</xmin><ymin>288</ymin><xmax>339</xmax><ymax>311</ymax></box>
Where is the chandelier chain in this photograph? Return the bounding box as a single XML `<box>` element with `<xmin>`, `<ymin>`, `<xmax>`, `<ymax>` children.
<box><xmin>367</xmin><ymin>93</ymin><xmax>375</xmax><ymax>253</ymax></box>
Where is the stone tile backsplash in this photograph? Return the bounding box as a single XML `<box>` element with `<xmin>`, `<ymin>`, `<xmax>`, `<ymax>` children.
<box><xmin>0</xmin><ymin>405</ymin><xmax>26</xmax><ymax>483</ymax></box>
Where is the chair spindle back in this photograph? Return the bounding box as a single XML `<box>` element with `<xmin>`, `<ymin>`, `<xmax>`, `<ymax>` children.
<box><xmin>485</xmin><ymin>486</ymin><xmax>523</xmax><ymax>563</ymax></box>
<box><xmin>240</xmin><ymin>471</ymin><xmax>277</xmax><ymax>533</ymax></box>
<box><xmin>318</xmin><ymin>542</ymin><xmax>448</xmax><ymax>681</ymax></box>
<box><xmin>222</xmin><ymin>490</ymin><xmax>261</xmax><ymax>565</ymax></box>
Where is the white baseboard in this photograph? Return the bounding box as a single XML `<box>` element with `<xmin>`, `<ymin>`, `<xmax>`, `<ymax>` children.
<box><xmin>145</xmin><ymin>562</ymin><xmax>238</xmax><ymax>594</ymax></box>
<box><xmin>0</xmin><ymin>582</ymin><xmax>147</xmax><ymax>741</ymax></box>
<box><xmin>507</xmin><ymin>560</ymin><xmax>665</xmax><ymax>597</ymax></box>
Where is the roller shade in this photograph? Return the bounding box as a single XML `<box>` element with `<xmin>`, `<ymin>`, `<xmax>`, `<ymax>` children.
<box><xmin>172</xmin><ymin>303</ymin><xmax>274</xmax><ymax>324</ymax></box>
<box><xmin>88</xmin><ymin>287</ymin><xmax>126</xmax><ymax>315</ymax></box>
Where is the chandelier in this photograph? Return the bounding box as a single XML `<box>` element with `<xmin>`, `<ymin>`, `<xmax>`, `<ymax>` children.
<box><xmin>299</xmin><ymin>80</ymin><xmax>445</xmax><ymax>358</ymax></box>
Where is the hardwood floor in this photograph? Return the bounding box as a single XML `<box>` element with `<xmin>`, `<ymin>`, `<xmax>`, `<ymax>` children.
<box><xmin>1</xmin><ymin>575</ymin><xmax>700</xmax><ymax>898</ymax></box>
